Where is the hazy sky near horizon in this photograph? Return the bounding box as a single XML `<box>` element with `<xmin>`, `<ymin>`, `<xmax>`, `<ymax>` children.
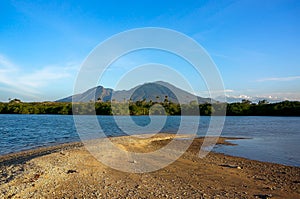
<box><xmin>0</xmin><ymin>0</ymin><xmax>299</xmax><ymax>102</ymax></box>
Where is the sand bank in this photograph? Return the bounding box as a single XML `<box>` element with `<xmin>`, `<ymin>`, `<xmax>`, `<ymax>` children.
<box><xmin>0</xmin><ymin>134</ymin><xmax>299</xmax><ymax>198</ymax></box>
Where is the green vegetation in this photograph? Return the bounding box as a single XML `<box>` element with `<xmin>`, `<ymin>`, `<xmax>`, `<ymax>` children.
<box><xmin>226</xmin><ymin>100</ymin><xmax>300</xmax><ymax>116</ymax></box>
<box><xmin>0</xmin><ymin>99</ymin><xmax>299</xmax><ymax>116</ymax></box>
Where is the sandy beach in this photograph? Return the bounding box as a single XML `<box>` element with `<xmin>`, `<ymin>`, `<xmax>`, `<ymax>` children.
<box><xmin>0</xmin><ymin>134</ymin><xmax>299</xmax><ymax>199</ymax></box>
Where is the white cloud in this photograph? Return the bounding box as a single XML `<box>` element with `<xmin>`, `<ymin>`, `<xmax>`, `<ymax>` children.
<box><xmin>196</xmin><ymin>89</ymin><xmax>234</xmax><ymax>97</ymax></box>
<box><xmin>0</xmin><ymin>54</ymin><xmax>79</xmax><ymax>99</ymax></box>
<box><xmin>257</xmin><ymin>76</ymin><xmax>300</xmax><ymax>82</ymax></box>
<box><xmin>216</xmin><ymin>93</ymin><xmax>300</xmax><ymax>103</ymax></box>
<box><xmin>19</xmin><ymin>66</ymin><xmax>72</xmax><ymax>88</ymax></box>
<box><xmin>210</xmin><ymin>52</ymin><xmax>231</xmax><ymax>60</ymax></box>
<box><xmin>0</xmin><ymin>54</ymin><xmax>17</xmax><ymax>70</ymax></box>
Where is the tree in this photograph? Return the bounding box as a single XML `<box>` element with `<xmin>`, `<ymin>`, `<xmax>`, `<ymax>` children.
<box><xmin>241</xmin><ymin>99</ymin><xmax>251</xmax><ymax>104</ymax></box>
<box><xmin>9</xmin><ymin>98</ymin><xmax>22</xmax><ymax>103</ymax></box>
<box><xmin>156</xmin><ymin>96</ymin><xmax>160</xmax><ymax>102</ymax></box>
<box><xmin>164</xmin><ymin>95</ymin><xmax>169</xmax><ymax>104</ymax></box>
<box><xmin>258</xmin><ymin>99</ymin><xmax>268</xmax><ymax>105</ymax></box>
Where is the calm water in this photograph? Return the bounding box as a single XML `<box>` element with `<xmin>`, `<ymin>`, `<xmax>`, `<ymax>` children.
<box><xmin>0</xmin><ymin>115</ymin><xmax>299</xmax><ymax>166</ymax></box>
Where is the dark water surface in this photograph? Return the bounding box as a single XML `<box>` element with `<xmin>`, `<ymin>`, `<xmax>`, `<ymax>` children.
<box><xmin>0</xmin><ymin>115</ymin><xmax>299</xmax><ymax>166</ymax></box>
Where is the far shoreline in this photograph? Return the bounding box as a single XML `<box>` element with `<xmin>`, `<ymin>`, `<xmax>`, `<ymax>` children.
<box><xmin>1</xmin><ymin>100</ymin><xmax>300</xmax><ymax>116</ymax></box>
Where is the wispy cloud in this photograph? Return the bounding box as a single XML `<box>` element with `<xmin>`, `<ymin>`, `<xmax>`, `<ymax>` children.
<box><xmin>19</xmin><ymin>66</ymin><xmax>72</xmax><ymax>88</ymax></box>
<box><xmin>0</xmin><ymin>54</ymin><xmax>78</xmax><ymax>98</ymax></box>
<box><xmin>210</xmin><ymin>52</ymin><xmax>231</xmax><ymax>60</ymax></box>
<box><xmin>257</xmin><ymin>76</ymin><xmax>300</xmax><ymax>82</ymax></box>
<box><xmin>196</xmin><ymin>89</ymin><xmax>234</xmax><ymax>96</ymax></box>
<box><xmin>0</xmin><ymin>55</ymin><xmax>17</xmax><ymax>70</ymax></box>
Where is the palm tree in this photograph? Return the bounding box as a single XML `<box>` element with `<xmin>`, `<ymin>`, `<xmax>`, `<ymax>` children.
<box><xmin>156</xmin><ymin>96</ymin><xmax>160</xmax><ymax>102</ymax></box>
<box><xmin>164</xmin><ymin>95</ymin><xmax>169</xmax><ymax>103</ymax></box>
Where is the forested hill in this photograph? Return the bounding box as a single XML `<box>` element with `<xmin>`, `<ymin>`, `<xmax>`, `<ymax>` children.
<box><xmin>0</xmin><ymin>100</ymin><xmax>299</xmax><ymax>116</ymax></box>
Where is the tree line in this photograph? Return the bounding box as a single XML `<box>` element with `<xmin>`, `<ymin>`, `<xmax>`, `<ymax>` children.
<box><xmin>0</xmin><ymin>99</ymin><xmax>299</xmax><ymax>116</ymax></box>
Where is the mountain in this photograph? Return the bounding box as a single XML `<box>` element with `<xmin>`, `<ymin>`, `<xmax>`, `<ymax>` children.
<box><xmin>57</xmin><ymin>81</ymin><xmax>212</xmax><ymax>104</ymax></box>
<box><xmin>57</xmin><ymin>86</ymin><xmax>113</xmax><ymax>102</ymax></box>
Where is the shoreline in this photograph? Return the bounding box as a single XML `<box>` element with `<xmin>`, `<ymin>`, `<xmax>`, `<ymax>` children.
<box><xmin>0</xmin><ymin>135</ymin><xmax>243</xmax><ymax>166</ymax></box>
<box><xmin>0</xmin><ymin>142</ymin><xmax>83</xmax><ymax>166</ymax></box>
<box><xmin>1</xmin><ymin>134</ymin><xmax>299</xmax><ymax>198</ymax></box>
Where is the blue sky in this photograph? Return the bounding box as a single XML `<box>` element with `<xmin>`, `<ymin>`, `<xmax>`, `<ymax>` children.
<box><xmin>0</xmin><ymin>0</ymin><xmax>299</xmax><ymax>102</ymax></box>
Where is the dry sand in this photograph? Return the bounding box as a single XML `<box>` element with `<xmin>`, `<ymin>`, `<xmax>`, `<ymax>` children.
<box><xmin>0</xmin><ymin>133</ymin><xmax>299</xmax><ymax>199</ymax></box>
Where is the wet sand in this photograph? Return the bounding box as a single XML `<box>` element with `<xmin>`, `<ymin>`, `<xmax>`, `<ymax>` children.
<box><xmin>0</xmin><ymin>134</ymin><xmax>299</xmax><ymax>198</ymax></box>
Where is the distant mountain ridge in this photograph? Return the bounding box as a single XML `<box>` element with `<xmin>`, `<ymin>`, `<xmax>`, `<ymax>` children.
<box><xmin>58</xmin><ymin>86</ymin><xmax>113</xmax><ymax>103</ymax></box>
<box><xmin>57</xmin><ymin>81</ymin><xmax>212</xmax><ymax>104</ymax></box>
